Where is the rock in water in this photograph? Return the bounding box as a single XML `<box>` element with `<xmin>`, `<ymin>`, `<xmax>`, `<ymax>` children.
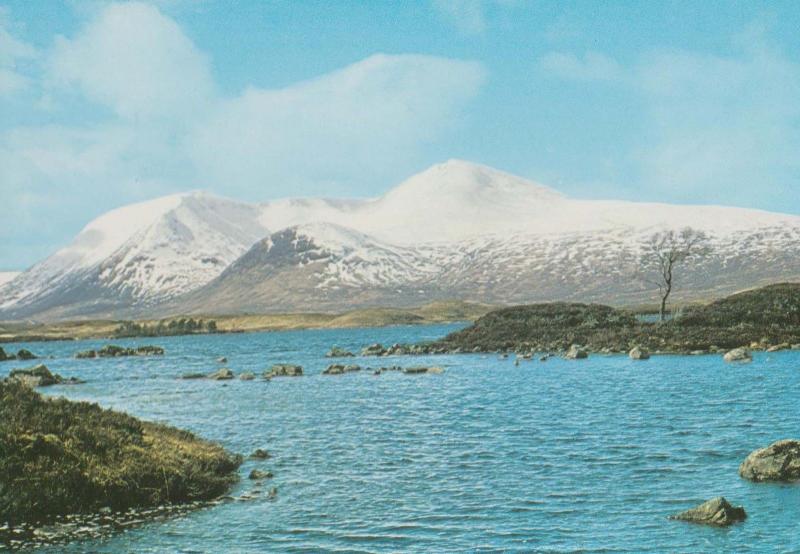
<box><xmin>629</xmin><ymin>346</ymin><xmax>650</xmax><ymax>360</ymax></box>
<box><xmin>265</xmin><ymin>364</ymin><xmax>303</xmax><ymax>378</ymax></box>
<box><xmin>239</xmin><ymin>372</ymin><xmax>255</xmax><ymax>381</ymax></box>
<box><xmin>723</xmin><ymin>347</ymin><xmax>752</xmax><ymax>363</ymax></box>
<box><xmin>739</xmin><ymin>439</ymin><xmax>800</xmax><ymax>482</ymax></box>
<box><xmin>248</xmin><ymin>469</ymin><xmax>273</xmax><ymax>480</ymax></box>
<box><xmin>217</xmin><ymin>356</ymin><xmax>228</xmax><ymax>363</ymax></box>
<box><xmin>8</xmin><ymin>364</ymin><xmax>62</xmax><ymax>387</ymax></box>
<box><xmin>669</xmin><ymin>497</ymin><xmax>746</xmax><ymax>526</ymax></box>
<box><xmin>208</xmin><ymin>368</ymin><xmax>234</xmax><ymax>380</ymax></box>
<box><xmin>250</xmin><ymin>449</ymin><xmax>271</xmax><ymax>460</ymax></box>
<box><xmin>16</xmin><ymin>349</ymin><xmax>37</xmax><ymax>360</ymax></box>
<box><xmin>325</xmin><ymin>347</ymin><xmax>354</xmax><ymax>358</ymax></box>
<box><xmin>564</xmin><ymin>345</ymin><xmax>588</xmax><ymax>359</ymax></box>
<box><xmin>360</xmin><ymin>343</ymin><xmax>387</xmax><ymax>356</ymax></box>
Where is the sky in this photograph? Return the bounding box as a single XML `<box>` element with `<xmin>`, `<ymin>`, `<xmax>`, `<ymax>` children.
<box><xmin>1</xmin><ymin>0</ymin><xmax>799</xmax><ymax>271</ymax></box>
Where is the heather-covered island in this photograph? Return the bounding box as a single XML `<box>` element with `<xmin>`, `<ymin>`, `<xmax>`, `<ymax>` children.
<box><xmin>0</xmin><ymin>381</ymin><xmax>241</xmax><ymax>528</ymax></box>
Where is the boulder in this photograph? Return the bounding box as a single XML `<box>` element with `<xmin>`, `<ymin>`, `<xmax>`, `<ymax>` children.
<box><xmin>325</xmin><ymin>347</ymin><xmax>354</xmax><ymax>358</ymax></box>
<box><xmin>181</xmin><ymin>372</ymin><xmax>207</xmax><ymax>379</ymax></box>
<box><xmin>217</xmin><ymin>357</ymin><xmax>228</xmax><ymax>363</ymax></box>
<box><xmin>426</xmin><ymin>366</ymin><xmax>444</xmax><ymax>374</ymax></box>
<box><xmin>135</xmin><ymin>346</ymin><xmax>165</xmax><ymax>356</ymax></box>
<box><xmin>239</xmin><ymin>372</ymin><xmax>255</xmax><ymax>381</ymax></box>
<box><xmin>402</xmin><ymin>366</ymin><xmax>444</xmax><ymax>375</ymax></box>
<box><xmin>8</xmin><ymin>364</ymin><xmax>62</xmax><ymax>387</ymax></box>
<box><xmin>669</xmin><ymin>497</ymin><xmax>746</xmax><ymax>526</ymax></box>
<box><xmin>208</xmin><ymin>368</ymin><xmax>234</xmax><ymax>380</ymax></box>
<box><xmin>323</xmin><ymin>363</ymin><xmax>361</xmax><ymax>375</ymax></box>
<box><xmin>75</xmin><ymin>349</ymin><xmax>97</xmax><ymax>359</ymax></box>
<box><xmin>723</xmin><ymin>347</ymin><xmax>752</xmax><ymax>363</ymax></box>
<box><xmin>265</xmin><ymin>364</ymin><xmax>303</xmax><ymax>378</ymax></box>
<box><xmin>0</xmin><ymin>347</ymin><xmax>9</xmax><ymax>361</ymax></box>
<box><xmin>629</xmin><ymin>346</ymin><xmax>650</xmax><ymax>360</ymax></box>
<box><xmin>250</xmin><ymin>449</ymin><xmax>271</xmax><ymax>460</ymax></box>
<box><xmin>739</xmin><ymin>439</ymin><xmax>800</xmax><ymax>482</ymax></box>
<box><xmin>564</xmin><ymin>345</ymin><xmax>588</xmax><ymax>360</ymax></box>
<box><xmin>16</xmin><ymin>349</ymin><xmax>37</xmax><ymax>361</ymax></box>
<box><xmin>248</xmin><ymin>469</ymin><xmax>273</xmax><ymax>480</ymax></box>
<box><xmin>361</xmin><ymin>343</ymin><xmax>386</xmax><ymax>356</ymax></box>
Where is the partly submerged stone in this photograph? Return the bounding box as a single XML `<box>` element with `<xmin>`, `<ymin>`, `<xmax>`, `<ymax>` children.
<box><xmin>628</xmin><ymin>346</ymin><xmax>650</xmax><ymax>360</ymax></box>
<box><xmin>8</xmin><ymin>364</ymin><xmax>66</xmax><ymax>387</ymax></box>
<box><xmin>723</xmin><ymin>347</ymin><xmax>752</xmax><ymax>363</ymax></box>
<box><xmin>669</xmin><ymin>497</ymin><xmax>746</xmax><ymax>526</ymax></box>
<box><xmin>249</xmin><ymin>449</ymin><xmax>271</xmax><ymax>460</ymax></box>
<box><xmin>16</xmin><ymin>349</ymin><xmax>37</xmax><ymax>361</ymax></box>
<box><xmin>265</xmin><ymin>364</ymin><xmax>303</xmax><ymax>378</ymax></box>
<box><xmin>739</xmin><ymin>439</ymin><xmax>800</xmax><ymax>482</ymax></box>
<box><xmin>322</xmin><ymin>364</ymin><xmax>361</xmax><ymax>375</ymax></box>
<box><xmin>564</xmin><ymin>345</ymin><xmax>588</xmax><ymax>360</ymax></box>
<box><xmin>208</xmin><ymin>368</ymin><xmax>234</xmax><ymax>380</ymax></box>
<box><xmin>360</xmin><ymin>343</ymin><xmax>387</xmax><ymax>356</ymax></box>
<box><xmin>248</xmin><ymin>469</ymin><xmax>273</xmax><ymax>480</ymax></box>
<box><xmin>325</xmin><ymin>347</ymin><xmax>354</xmax><ymax>358</ymax></box>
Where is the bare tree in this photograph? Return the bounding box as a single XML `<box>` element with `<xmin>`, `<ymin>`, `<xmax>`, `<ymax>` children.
<box><xmin>644</xmin><ymin>227</ymin><xmax>710</xmax><ymax>321</ymax></box>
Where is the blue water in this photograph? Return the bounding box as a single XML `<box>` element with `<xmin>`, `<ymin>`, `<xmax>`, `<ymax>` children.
<box><xmin>6</xmin><ymin>324</ymin><xmax>800</xmax><ymax>553</ymax></box>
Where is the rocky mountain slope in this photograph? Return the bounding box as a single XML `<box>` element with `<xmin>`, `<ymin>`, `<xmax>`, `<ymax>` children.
<box><xmin>3</xmin><ymin>160</ymin><xmax>800</xmax><ymax>320</ymax></box>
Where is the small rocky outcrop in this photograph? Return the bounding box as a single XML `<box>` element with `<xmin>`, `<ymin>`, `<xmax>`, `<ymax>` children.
<box><xmin>264</xmin><ymin>364</ymin><xmax>303</xmax><ymax>378</ymax></box>
<box><xmin>239</xmin><ymin>372</ymin><xmax>255</xmax><ymax>381</ymax></box>
<box><xmin>248</xmin><ymin>469</ymin><xmax>273</xmax><ymax>480</ymax></box>
<box><xmin>0</xmin><ymin>347</ymin><xmax>9</xmax><ymax>362</ymax></box>
<box><xmin>8</xmin><ymin>364</ymin><xmax>84</xmax><ymax>387</ymax></box>
<box><xmin>325</xmin><ymin>347</ymin><xmax>354</xmax><ymax>358</ymax></box>
<box><xmin>739</xmin><ymin>439</ymin><xmax>800</xmax><ymax>482</ymax></box>
<box><xmin>564</xmin><ymin>345</ymin><xmax>588</xmax><ymax>360</ymax></box>
<box><xmin>76</xmin><ymin>345</ymin><xmax>165</xmax><ymax>359</ymax></box>
<box><xmin>217</xmin><ymin>356</ymin><xmax>228</xmax><ymax>363</ymax></box>
<box><xmin>361</xmin><ymin>343</ymin><xmax>387</xmax><ymax>356</ymax></box>
<box><xmin>180</xmin><ymin>372</ymin><xmax>206</xmax><ymax>379</ymax></box>
<box><xmin>669</xmin><ymin>497</ymin><xmax>746</xmax><ymax>526</ymax></box>
<box><xmin>629</xmin><ymin>346</ymin><xmax>650</xmax><ymax>360</ymax></box>
<box><xmin>723</xmin><ymin>347</ymin><xmax>752</xmax><ymax>363</ymax></box>
<box><xmin>208</xmin><ymin>368</ymin><xmax>234</xmax><ymax>380</ymax></box>
<box><xmin>402</xmin><ymin>366</ymin><xmax>444</xmax><ymax>375</ymax></box>
<box><xmin>250</xmin><ymin>449</ymin><xmax>271</xmax><ymax>460</ymax></box>
<box><xmin>323</xmin><ymin>364</ymin><xmax>361</xmax><ymax>375</ymax></box>
<box><xmin>16</xmin><ymin>349</ymin><xmax>37</xmax><ymax>361</ymax></box>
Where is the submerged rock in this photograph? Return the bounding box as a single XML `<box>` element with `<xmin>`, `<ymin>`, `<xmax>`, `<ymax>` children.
<box><xmin>629</xmin><ymin>346</ymin><xmax>650</xmax><ymax>360</ymax></box>
<box><xmin>265</xmin><ymin>364</ymin><xmax>303</xmax><ymax>378</ymax></box>
<box><xmin>239</xmin><ymin>372</ymin><xmax>255</xmax><ymax>381</ymax></box>
<box><xmin>208</xmin><ymin>368</ymin><xmax>234</xmax><ymax>380</ymax></box>
<box><xmin>402</xmin><ymin>366</ymin><xmax>444</xmax><ymax>375</ymax></box>
<box><xmin>77</xmin><ymin>345</ymin><xmax>165</xmax><ymax>359</ymax></box>
<box><xmin>669</xmin><ymin>497</ymin><xmax>746</xmax><ymax>526</ymax></box>
<box><xmin>181</xmin><ymin>372</ymin><xmax>207</xmax><ymax>379</ymax></box>
<box><xmin>249</xmin><ymin>449</ymin><xmax>271</xmax><ymax>460</ymax></box>
<box><xmin>323</xmin><ymin>364</ymin><xmax>361</xmax><ymax>375</ymax></box>
<box><xmin>723</xmin><ymin>347</ymin><xmax>752</xmax><ymax>363</ymax></box>
<box><xmin>361</xmin><ymin>343</ymin><xmax>387</xmax><ymax>356</ymax></box>
<box><xmin>248</xmin><ymin>469</ymin><xmax>273</xmax><ymax>480</ymax></box>
<box><xmin>75</xmin><ymin>349</ymin><xmax>97</xmax><ymax>359</ymax></box>
<box><xmin>564</xmin><ymin>345</ymin><xmax>588</xmax><ymax>360</ymax></box>
<box><xmin>739</xmin><ymin>439</ymin><xmax>800</xmax><ymax>482</ymax></box>
<box><xmin>766</xmin><ymin>343</ymin><xmax>790</xmax><ymax>352</ymax></box>
<box><xmin>217</xmin><ymin>356</ymin><xmax>228</xmax><ymax>363</ymax></box>
<box><xmin>325</xmin><ymin>347</ymin><xmax>354</xmax><ymax>358</ymax></box>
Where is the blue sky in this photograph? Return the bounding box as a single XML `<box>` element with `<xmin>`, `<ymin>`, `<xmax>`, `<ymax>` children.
<box><xmin>1</xmin><ymin>0</ymin><xmax>799</xmax><ymax>270</ymax></box>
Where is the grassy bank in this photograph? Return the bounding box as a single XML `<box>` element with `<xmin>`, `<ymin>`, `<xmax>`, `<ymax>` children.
<box><xmin>0</xmin><ymin>300</ymin><xmax>492</xmax><ymax>343</ymax></box>
<box><xmin>434</xmin><ymin>283</ymin><xmax>800</xmax><ymax>354</ymax></box>
<box><xmin>0</xmin><ymin>380</ymin><xmax>242</xmax><ymax>525</ymax></box>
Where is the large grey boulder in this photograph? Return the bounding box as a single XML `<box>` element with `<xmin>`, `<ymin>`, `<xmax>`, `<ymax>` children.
<box><xmin>628</xmin><ymin>346</ymin><xmax>650</xmax><ymax>360</ymax></box>
<box><xmin>669</xmin><ymin>497</ymin><xmax>746</xmax><ymax>526</ymax></box>
<box><xmin>7</xmin><ymin>364</ymin><xmax>79</xmax><ymax>387</ymax></box>
<box><xmin>323</xmin><ymin>364</ymin><xmax>361</xmax><ymax>375</ymax></box>
<box><xmin>723</xmin><ymin>347</ymin><xmax>752</xmax><ymax>363</ymax></box>
<box><xmin>739</xmin><ymin>439</ymin><xmax>800</xmax><ymax>482</ymax></box>
<box><xmin>325</xmin><ymin>347</ymin><xmax>354</xmax><ymax>358</ymax></box>
<box><xmin>564</xmin><ymin>345</ymin><xmax>588</xmax><ymax>360</ymax></box>
<box><xmin>360</xmin><ymin>344</ymin><xmax>386</xmax><ymax>356</ymax></box>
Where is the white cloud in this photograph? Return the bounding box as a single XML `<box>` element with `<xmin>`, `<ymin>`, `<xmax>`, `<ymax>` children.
<box><xmin>50</xmin><ymin>1</ymin><xmax>214</xmax><ymax>119</ymax></box>
<box><xmin>540</xmin><ymin>37</ymin><xmax>800</xmax><ymax>206</ymax></box>
<box><xmin>1</xmin><ymin>2</ymin><xmax>486</xmax><ymax>268</ymax></box>
<box><xmin>0</xmin><ymin>7</ymin><xmax>37</xmax><ymax>95</ymax></box>
<box><xmin>538</xmin><ymin>51</ymin><xmax>624</xmax><ymax>82</ymax></box>
<box><xmin>188</xmin><ymin>54</ymin><xmax>486</xmax><ymax>194</ymax></box>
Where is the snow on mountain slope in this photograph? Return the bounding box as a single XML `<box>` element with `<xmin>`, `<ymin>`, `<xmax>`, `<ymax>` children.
<box><xmin>0</xmin><ymin>272</ymin><xmax>20</xmax><ymax>287</ymax></box>
<box><xmin>0</xmin><ymin>193</ymin><xmax>269</xmax><ymax>320</ymax></box>
<box><xmin>4</xmin><ymin>159</ymin><xmax>800</xmax><ymax>320</ymax></box>
<box><xmin>258</xmin><ymin>159</ymin><xmax>798</xmax><ymax>244</ymax></box>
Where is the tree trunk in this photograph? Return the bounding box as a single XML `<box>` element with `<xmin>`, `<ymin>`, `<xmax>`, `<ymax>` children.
<box><xmin>659</xmin><ymin>295</ymin><xmax>667</xmax><ymax>322</ymax></box>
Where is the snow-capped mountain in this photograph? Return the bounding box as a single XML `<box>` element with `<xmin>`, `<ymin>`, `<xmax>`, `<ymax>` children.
<box><xmin>3</xmin><ymin>159</ymin><xmax>800</xmax><ymax>320</ymax></box>
<box><xmin>0</xmin><ymin>193</ymin><xmax>269</xmax><ymax>320</ymax></box>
